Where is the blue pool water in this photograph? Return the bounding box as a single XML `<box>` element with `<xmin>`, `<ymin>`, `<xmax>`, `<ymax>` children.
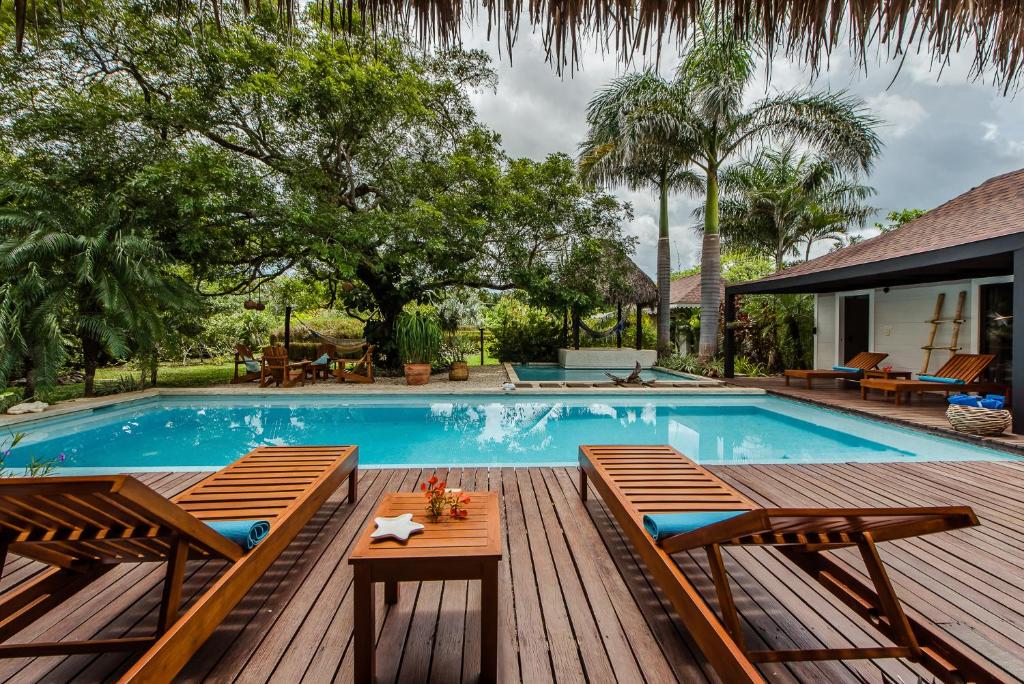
<box><xmin>5</xmin><ymin>394</ymin><xmax>1014</xmax><ymax>472</ymax></box>
<box><xmin>512</xmin><ymin>365</ymin><xmax>695</xmax><ymax>382</ymax></box>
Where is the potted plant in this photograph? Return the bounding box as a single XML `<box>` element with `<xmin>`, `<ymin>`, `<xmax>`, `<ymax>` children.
<box><xmin>396</xmin><ymin>309</ymin><xmax>442</xmax><ymax>385</ymax></box>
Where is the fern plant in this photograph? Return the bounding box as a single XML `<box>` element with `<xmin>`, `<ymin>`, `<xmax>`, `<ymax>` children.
<box><xmin>396</xmin><ymin>310</ymin><xmax>442</xmax><ymax>365</ymax></box>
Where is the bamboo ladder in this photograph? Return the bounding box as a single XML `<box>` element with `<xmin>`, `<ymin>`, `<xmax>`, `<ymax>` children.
<box><xmin>921</xmin><ymin>291</ymin><xmax>966</xmax><ymax>374</ymax></box>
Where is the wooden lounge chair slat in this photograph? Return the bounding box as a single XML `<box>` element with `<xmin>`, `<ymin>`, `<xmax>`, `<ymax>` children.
<box><xmin>0</xmin><ymin>445</ymin><xmax>359</xmax><ymax>682</ymax></box>
<box><xmin>579</xmin><ymin>444</ymin><xmax>999</xmax><ymax>684</ymax></box>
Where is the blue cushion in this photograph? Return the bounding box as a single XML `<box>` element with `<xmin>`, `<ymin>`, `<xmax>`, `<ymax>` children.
<box><xmin>831</xmin><ymin>365</ymin><xmax>861</xmax><ymax>373</ymax></box>
<box><xmin>311</xmin><ymin>353</ymin><xmax>330</xmax><ymax>366</ymax></box>
<box><xmin>642</xmin><ymin>511</ymin><xmax>748</xmax><ymax>542</ymax></box>
<box><xmin>243</xmin><ymin>358</ymin><xmax>260</xmax><ymax>373</ymax></box>
<box><xmin>918</xmin><ymin>374</ymin><xmax>964</xmax><ymax>384</ymax></box>
<box><xmin>207</xmin><ymin>520</ymin><xmax>271</xmax><ymax>550</ymax></box>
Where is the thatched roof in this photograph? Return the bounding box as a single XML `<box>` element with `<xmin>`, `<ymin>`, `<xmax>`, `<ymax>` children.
<box><xmin>8</xmin><ymin>1</ymin><xmax>1022</xmax><ymax>90</ymax></box>
<box><xmin>600</xmin><ymin>256</ymin><xmax>658</xmax><ymax>307</ymax></box>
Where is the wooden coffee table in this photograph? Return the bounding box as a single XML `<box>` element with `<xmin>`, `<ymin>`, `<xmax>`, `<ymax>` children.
<box><xmin>862</xmin><ymin>369</ymin><xmax>912</xmax><ymax>380</ymax></box>
<box><xmin>348</xmin><ymin>492</ymin><xmax>502</xmax><ymax>683</ymax></box>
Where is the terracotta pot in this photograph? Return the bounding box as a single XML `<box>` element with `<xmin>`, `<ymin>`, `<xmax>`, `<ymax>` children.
<box><xmin>404</xmin><ymin>363</ymin><xmax>432</xmax><ymax>385</ymax></box>
<box><xmin>449</xmin><ymin>361</ymin><xmax>469</xmax><ymax>381</ymax></box>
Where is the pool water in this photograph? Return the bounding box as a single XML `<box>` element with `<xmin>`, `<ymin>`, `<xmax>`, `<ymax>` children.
<box><xmin>6</xmin><ymin>394</ymin><xmax>1013</xmax><ymax>471</ymax></box>
<box><xmin>512</xmin><ymin>365</ymin><xmax>695</xmax><ymax>382</ymax></box>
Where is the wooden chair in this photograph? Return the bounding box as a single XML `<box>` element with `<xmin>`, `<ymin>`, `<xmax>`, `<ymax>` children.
<box><xmin>231</xmin><ymin>344</ymin><xmax>262</xmax><ymax>384</ymax></box>
<box><xmin>783</xmin><ymin>351</ymin><xmax>888</xmax><ymax>389</ymax></box>
<box><xmin>0</xmin><ymin>445</ymin><xmax>359</xmax><ymax>683</ymax></box>
<box><xmin>333</xmin><ymin>343</ymin><xmax>375</xmax><ymax>384</ymax></box>
<box><xmin>305</xmin><ymin>342</ymin><xmax>336</xmax><ymax>382</ymax></box>
<box><xmin>860</xmin><ymin>353</ymin><xmax>1002</xmax><ymax>405</ymax></box>
<box><xmin>579</xmin><ymin>444</ymin><xmax>995</xmax><ymax>684</ymax></box>
<box><xmin>259</xmin><ymin>345</ymin><xmax>306</xmax><ymax>388</ymax></box>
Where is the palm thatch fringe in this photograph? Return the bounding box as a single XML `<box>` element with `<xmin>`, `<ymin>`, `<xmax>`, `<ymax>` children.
<box><xmin>4</xmin><ymin>0</ymin><xmax>1023</xmax><ymax>90</ymax></box>
<box><xmin>601</xmin><ymin>256</ymin><xmax>659</xmax><ymax>307</ymax></box>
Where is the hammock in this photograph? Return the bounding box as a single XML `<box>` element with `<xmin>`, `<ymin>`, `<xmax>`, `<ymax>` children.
<box><xmin>291</xmin><ymin>313</ymin><xmax>366</xmax><ymax>354</ymax></box>
<box><xmin>580</xmin><ymin>317</ymin><xmax>630</xmax><ymax>339</ymax></box>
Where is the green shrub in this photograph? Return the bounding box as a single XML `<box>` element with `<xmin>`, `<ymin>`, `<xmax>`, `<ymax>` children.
<box><xmin>396</xmin><ymin>310</ymin><xmax>442</xmax><ymax>365</ymax></box>
<box><xmin>659</xmin><ymin>353</ymin><xmax>724</xmax><ymax>378</ymax></box>
<box><xmin>486</xmin><ymin>297</ymin><xmax>562</xmax><ymax>362</ymax></box>
<box><xmin>274</xmin><ymin>310</ymin><xmax>364</xmax><ymax>342</ymax></box>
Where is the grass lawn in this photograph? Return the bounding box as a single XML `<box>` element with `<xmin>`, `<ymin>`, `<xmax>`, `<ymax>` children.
<box><xmin>1</xmin><ymin>362</ymin><xmax>235</xmax><ymax>409</ymax></box>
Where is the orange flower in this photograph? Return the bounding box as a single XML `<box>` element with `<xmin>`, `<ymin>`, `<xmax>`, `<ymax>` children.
<box><xmin>421</xmin><ymin>483</ymin><xmax>427</xmax><ymax>491</ymax></box>
<box><xmin>428</xmin><ymin>476</ymin><xmax>438</xmax><ymax>485</ymax></box>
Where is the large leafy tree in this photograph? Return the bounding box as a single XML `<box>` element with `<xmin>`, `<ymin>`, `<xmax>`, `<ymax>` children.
<box><xmin>0</xmin><ymin>3</ymin><xmax>631</xmax><ymax>368</ymax></box>
<box><xmin>716</xmin><ymin>144</ymin><xmax>876</xmax><ymax>269</ymax></box>
<box><xmin>588</xmin><ymin>24</ymin><xmax>881</xmax><ymax>359</ymax></box>
<box><xmin>579</xmin><ymin>72</ymin><xmax>699</xmax><ymax>355</ymax></box>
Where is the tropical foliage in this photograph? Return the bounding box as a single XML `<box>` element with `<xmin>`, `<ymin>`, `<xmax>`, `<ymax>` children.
<box><xmin>715</xmin><ymin>144</ymin><xmax>876</xmax><ymax>268</ymax></box>
<box><xmin>585</xmin><ymin>21</ymin><xmax>881</xmax><ymax>360</ymax></box>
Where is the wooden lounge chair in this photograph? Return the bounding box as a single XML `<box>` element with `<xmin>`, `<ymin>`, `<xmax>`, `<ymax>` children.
<box><xmin>0</xmin><ymin>445</ymin><xmax>358</xmax><ymax>683</ymax></box>
<box><xmin>260</xmin><ymin>345</ymin><xmax>306</xmax><ymax>387</ymax></box>
<box><xmin>332</xmin><ymin>342</ymin><xmax>375</xmax><ymax>384</ymax></box>
<box><xmin>231</xmin><ymin>344</ymin><xmax>262</xmax><ymax>384</ymax></box>
<box><xmin>579</xmin><ymin>444</ymin><xmax>995</xmax><ymax>684</ymax></box>
<box><xmin>860</xmin><ymin>353</ymin><xmax>1001</xmax><ymax>405</ymax></box>
<box><xmin>784</xmin><ymin>351</ymin><xmax>888</xmax><ymax>389</ymax></box>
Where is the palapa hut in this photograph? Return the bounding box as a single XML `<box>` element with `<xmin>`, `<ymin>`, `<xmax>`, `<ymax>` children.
<box><xmin>569</xmin><ymin>256</ymin><xmax>657</xmax><ymax>350</ymax></box>
<box><xmin>11</xmin><ymin>2</ymin><xmax>1018</xmax><ymax>91</ymax></box>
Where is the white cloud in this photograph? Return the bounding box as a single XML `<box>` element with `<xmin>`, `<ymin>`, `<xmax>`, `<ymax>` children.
<box><xmin>866</xmin><ymin>92</ymin><xmax>929</xmax><ymax>138</ymax></box>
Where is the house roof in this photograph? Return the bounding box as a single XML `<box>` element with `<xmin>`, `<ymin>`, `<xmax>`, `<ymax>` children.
<box><xmin>670</xmin><ymin>273</ymin><xmax>726</xmax><ymax>307</ymax></box>
<box><xmin>729</xmin><ymin>168</ymin><xmax>1024</xmax><ymax>295</ymax></box>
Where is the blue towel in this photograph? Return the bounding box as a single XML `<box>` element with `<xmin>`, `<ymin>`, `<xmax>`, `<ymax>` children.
<box><xmin>311</xmin><ymin>353</ymin><xmax>330</xmax><ymax>366</ymax></box>
<box><xmin>207</xmin><ymin>520</ymin><xmax>271</xmax><ymax>550</ymax></box>
<box><xmin>947</xmin><ymin>393</ymin><xmax>981</xmax><ymax>407</ymax></box>
<box><xmin>243</xmin><ymin>357</ymin><xmax>260</xmax><ymax>373</ymax></box>
<box><xmin>831</xmin><ymin>365</ymin><xmax>861</xmax><ymax>373</ymax></box>
<box><xmin>642</xmin><ymin>511</ymin><xmax>748</xmax><ymax>542</ymax></box>
<box><xmin>948</xmin><ymin>393</ymin><xmax>1005</xmax><ymax>409</ymax></box>
<box><xmin>979</xmin><ymin>397</ymin><xmax>1006</xmax><ymax>410</ymax></box>
<box><xmin>918</xmin><ymin>374</ymin><xmax>964</xmax><ymax>384</ymax></box>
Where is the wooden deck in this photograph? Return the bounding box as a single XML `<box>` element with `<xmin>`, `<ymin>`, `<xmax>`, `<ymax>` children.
<box><xmin>2</xmin><ymin>462</ymin><xmax>1023</xmax><ymax>682</ymax></box>
<box><xmin>730</xmin><ymin>375</ymin><xmax>1024</xmax><ymax>453</ymax></box>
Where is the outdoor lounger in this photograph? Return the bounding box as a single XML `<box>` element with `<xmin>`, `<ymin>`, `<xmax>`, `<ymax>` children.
<box><xmin>0</xmin><ymin>445</ymin><xmax>358</xmax><ymax>683</ymax></box>
<box><xmin>784</xmin><ymin>351</ymin><xmax>888</xmax><ymax>389</ymax></box>
<box><xmin>579</xmin><ymin>444</ymin><xmax>999</xmax><ymax>684</ymax></box>
<box><xmin>860</xmin><ymin>353</ymin><xmax>1002</xmax><ymax>405</ymax></box>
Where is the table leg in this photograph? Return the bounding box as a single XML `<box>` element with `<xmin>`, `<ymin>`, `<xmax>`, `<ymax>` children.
<box><xmin>353</xmin><ymin>564</ymin><xmax>375</xmax><ymax>683</ymax></box>
<box><xmin>480</xmin><ymin>560</ymin><xmax>499</xmax><ymax>683</ymax></box>
<box><xmin>384</xmin><ymin>580</ymin><xmax>399</xmax><ymax>604</ymax></box>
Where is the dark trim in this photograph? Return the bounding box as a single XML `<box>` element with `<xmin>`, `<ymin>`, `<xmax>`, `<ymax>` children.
<box><xmin>1013</xmin><ymin>250</ymin><xmax>1024</xmax><ymax>435</ymax></box>
<box><xmin>727</xmin><ymin>233</ymin><xmax>1024</xmax><ymax>296</ymax></box>
<box><xmin>724</xmin><ymin>293</ymin><xmax>736</xmax><ymax>379</ymax></box>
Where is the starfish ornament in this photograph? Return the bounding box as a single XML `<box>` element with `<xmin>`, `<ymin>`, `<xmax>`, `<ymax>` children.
<box><xmin>370</xmin><ymin>513</ymin><xmax>425</xmax><ymax>542</ymax></box>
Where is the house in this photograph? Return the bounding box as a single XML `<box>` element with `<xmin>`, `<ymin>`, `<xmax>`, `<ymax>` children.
<box><xmin>670</xmin><ymin>273</ymin><xmax>727</xmax><ymax>354</ymax></box>
<box><xmin>723</xmin><ymin>168</ymin><xmax>1024</xmax><ymax>432</ymax></box>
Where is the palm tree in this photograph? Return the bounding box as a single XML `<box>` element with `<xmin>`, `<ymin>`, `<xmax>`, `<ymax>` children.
<box><xmin>715</xmin><ymin>145</ymin><xmax>875</xmax><ymax>269</ymax></box>
<box><xmin>589</xmin><ymin>24</ymin><xmax>881</xmax><ymax>359</ymax></box>
<box><xmin>0</xmin><ymin>180</ymin><xmax>186</xmax><ymax>396</ymax></box>
<box><xmin>579</xmin><ymin>72</ymin><xmax>701</xmax><ymax>355</ymax></box>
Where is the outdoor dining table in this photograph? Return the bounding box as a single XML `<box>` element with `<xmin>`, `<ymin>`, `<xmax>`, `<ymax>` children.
<box><xmin>348</xmin><ymin>491</ymin><xmax>502</xmax><ymax>683</ymax></box>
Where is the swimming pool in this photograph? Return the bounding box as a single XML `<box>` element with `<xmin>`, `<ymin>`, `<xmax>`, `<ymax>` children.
<box><xmin>5</xmin><ymin>393</ymin><xmax>1014</xmax><ymax>471</ymax></box>
<box><xmin>511</xmin><ymin>365</ymin><xmax>695</xmax><ymax>382</ymax></box>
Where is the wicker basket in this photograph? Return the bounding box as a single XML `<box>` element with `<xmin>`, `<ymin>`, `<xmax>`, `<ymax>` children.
<box><xmin>946</xmin><ymin>404</ymin><xmax>1011</xmax><ymax>436</ymax></box>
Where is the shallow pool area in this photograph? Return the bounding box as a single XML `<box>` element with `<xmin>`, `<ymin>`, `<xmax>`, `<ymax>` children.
<box><xmin>6</xmin><ymin>393</ymin><xmax>1015</xmax><ymax>471</ymax></box>
<box><xmin>511</xmin><ymin>365</ymin><xmax>694</xmax><ymax>382</ymax></box>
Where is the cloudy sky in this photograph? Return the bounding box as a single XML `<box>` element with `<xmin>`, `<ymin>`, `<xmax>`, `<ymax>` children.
<box><xmin>460</xmin><ymin>23</ymin><xmax>1024</xmax><ymax>277</ymax></box>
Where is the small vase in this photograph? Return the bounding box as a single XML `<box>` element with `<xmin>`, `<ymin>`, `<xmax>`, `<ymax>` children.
<box><xmin>404</xmin><ymin>363</ymin><xmax>432</xmax><ymax>385</ymax></box>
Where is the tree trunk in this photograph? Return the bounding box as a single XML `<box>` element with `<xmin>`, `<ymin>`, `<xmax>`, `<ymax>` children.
<box><xmin>150</xmin><ymin>351</ymin><xmax>158</xmax><ymax>387</ymax></box>
<box><xmin>82</xmin><ymin>335</ymin><xmax>100</xmax><ymax>397</ymax></box>
<box><xmin>804</xmin><ymin>239</ymin><xmax>813</xmax><ymax>261</ymax></box>
<box><xmin>356</xmin><ymin>262</ymin><xmax>409</xmax><ymax>370</ymax></box>
<box><xmin>698</xmin><ymin>167</ymin><xmax>722</xmax><ymax>360</ymax></box>
<box><xmin>656</xmin><ymin>175</ymin><xmax>671</xmax><ymax>356</ymax></box>
<box><xmin>22</xmin><ymin>359</ymin><xmax>36</xmax><ymax>401</ymax></box>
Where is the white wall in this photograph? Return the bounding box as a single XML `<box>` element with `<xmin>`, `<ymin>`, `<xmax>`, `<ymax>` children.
<box><xmin>814</xmin><ymin>293</ymin><xmax>837</xmax><ymax>368</ymax></box>
<box><xmin>813</xmin><ymin>277</ymin><xmax>1011</xmax><ymax>372</ymax></box>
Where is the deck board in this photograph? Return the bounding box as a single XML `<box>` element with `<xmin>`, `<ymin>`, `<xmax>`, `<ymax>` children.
<box><xmin>0</xmin><ymin>463</ymin><xmax>1021</xmax><ymax>682</ymax></box>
